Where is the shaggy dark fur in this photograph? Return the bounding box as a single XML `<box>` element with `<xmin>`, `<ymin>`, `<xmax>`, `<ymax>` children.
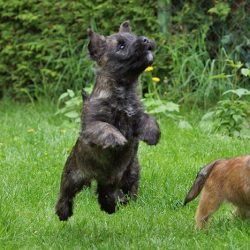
<box><xmin>55</xmin><ymin>21</ymin><xmax>160</xmax><ymax>221</ymax></box>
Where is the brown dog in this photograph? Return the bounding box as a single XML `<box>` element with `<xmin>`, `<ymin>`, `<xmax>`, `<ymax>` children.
<box><xmin>184</xmin><ymin>155</ymin><xmax>250</xmax><ymax>229</ymax></box>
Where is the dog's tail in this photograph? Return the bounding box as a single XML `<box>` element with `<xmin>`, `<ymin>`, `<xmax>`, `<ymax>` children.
<box><xmin>183</xmin><ymin>160</ymin><xmax>222</xmax><ymax>205</ymax></box>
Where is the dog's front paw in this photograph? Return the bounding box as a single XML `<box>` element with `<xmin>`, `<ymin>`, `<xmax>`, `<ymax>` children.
<box><xmin>141</xmin><ymin>127</ymin><xmax>160</xmax><ymax>145</ymax></box>
<box><xmin>139</xmin><ymin>115</ymin><xmax>160</xmax><ymax>145</ymax></box>
<box><xmin>102</xmin><ymin>132</ymin><xmax>127</xmax><ymax>149</ymax></box>
<box><xmin>84</xmin><ymin>122</ymin><xmax>127</xmax><ymax>149</ymax></box>
<box><xmin>85</xmin><ymin>133</ymin><xmax>127</xmax><ymax>148</ymax></box>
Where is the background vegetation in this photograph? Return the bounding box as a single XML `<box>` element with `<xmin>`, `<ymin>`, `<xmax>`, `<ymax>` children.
<box><xmin>0</xmin><ymin>0</ymin><xmax>249</xmax><ymax>104</ymax></box>
<box><xmin>1</xmin><ymin>0</ymin><xmax>249</xmax><ymax>136</ymax></box>
<box><xmin>0</xmin><ymin>1</ymin><xmax>250</xmax><ymax>248</ymax></box>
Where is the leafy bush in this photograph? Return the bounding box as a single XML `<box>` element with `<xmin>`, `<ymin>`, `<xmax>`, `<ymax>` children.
<box><xmin>200</xmin><ymin>97</ymin><xmax>250</xmax><ymax>138</ymax></box>
<box><xmin>141</xmin><ymin>66</ymin><xmax>181</xmax><ymax>119</ymax></box>
<box><xmin>0</xmin><ymin>0</ymin><xmax>159</xmax><ymax>100</ymax></box>
<box><xmin>56</xmin><ymin>89</ymin><xmax>82</xmax><ymax>123</ymax></box>
<box><xmin>0</xmin><ymin>0</ymin><xmax>249</xmax><ymax>107</ymax></box>
<box><xmin>215</xmin><ymin>97</ymin><xmax>249</xmax><ymax>138</ymax></box>
<box><xmin>56</xmin><ymin>85</ymin><xmax>93</xmax><ymax>123</ymax></box>
<box><xmin>200</xmin><ymin>62</ymin><xmax>250</xmax><ymax>138</ymax></box>
<box><xmin>158</xmin><ymin>1</ymin><xmax>250</xmax><ymax>107</ymax></box>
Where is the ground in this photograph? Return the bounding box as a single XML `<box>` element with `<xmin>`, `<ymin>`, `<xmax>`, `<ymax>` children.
<box><xmin>0</xmin><ymin>100</ymin><xmax>249</xmax><ymax>249</ymax></box>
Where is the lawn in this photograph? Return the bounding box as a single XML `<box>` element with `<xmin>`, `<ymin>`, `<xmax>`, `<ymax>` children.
<box><xmin>0</xmin><ymin>100</ymin><xmax>249</xmax><ymax>250</ymax></box>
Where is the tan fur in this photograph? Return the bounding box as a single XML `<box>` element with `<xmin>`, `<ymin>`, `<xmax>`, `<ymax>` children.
<box><xmin>185</xmin><ymin>155</ymin><xmax>250</xmax><ymax>229</ymax></box>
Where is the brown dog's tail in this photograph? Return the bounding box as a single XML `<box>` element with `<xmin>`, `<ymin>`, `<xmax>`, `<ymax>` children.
<box><xmin>183</xmin><ymin>160</ymin><xmax>222</xmax><ymax>205</ymax></box>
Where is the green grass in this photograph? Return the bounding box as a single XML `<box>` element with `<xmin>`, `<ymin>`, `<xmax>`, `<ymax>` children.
<box><xmin>0</xmin><ymin>100</ymin><xmax>250</xmax><ymax>250</ymax></box>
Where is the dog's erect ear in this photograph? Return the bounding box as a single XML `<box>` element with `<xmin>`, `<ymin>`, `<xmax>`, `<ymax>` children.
<box><xmin>119</xmin><ymin>21</ymin><xmax>131</xmax><ymax>33</ymax></box>
<box><xmin>87</xmin><ymin>29</ymin><xmax>106</xmax><ymax>61</ymax></box>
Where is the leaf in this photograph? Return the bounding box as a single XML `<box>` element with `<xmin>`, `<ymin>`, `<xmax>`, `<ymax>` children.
<box><xmin>178</xmin><ymin>120</ymin><xmax>192</xmax><ymax>130</ymax></box>
<box><xmin>232</xmin><ymin>115</ymin><xmax>242</xmax><ymax>123</ymax></box>
<box><xmin>143</xmin><ymin>99</ymin><xmax>161</xmax><ymax>108</ymax></box>
<box><xmin>239</xmin><ymin>128</ymin><xmax>250</xmax><ymax>139</ymax></box>
<box><xmin>209</xmin><ymin>73</ymin><xmax>232</xmax><ymax>79</ymax></box>
<box><xmin>221</xmin><ymin>34</ymin><xmax>232</xmax><ymax>45</ymax></box>
<box><xmin>55</xmin><ymin>107</ymin><xmax>67</xmax><ymax>115</ymax></box>
<box><xmin>165</xmin><ymin>102</ymin><xmax>180</xmax><ymax>112</ymax></box>
<box><xmin>64</xmin><ymin>111</ymin><xmax>79</xmax><ymax>119</ymax></box>
<box><xmin>58</xmin><ymin>92</ymin><xmax>69</xmax><ymax>102</ymax></box>
<box><xmin>84</xmin><ymin>85</ymin><xmax>93</xmax><ymax>94</ymax></box>
<box><xmin>241</xmin><ymin>68</ymin><xmax>250</xmax><ymax>77</ymax></box>
<box><xmin>147</xmin><ymin>101</ymin><xmax>179</xmax><ymax>115</ymax></box>
<box><xmin>149</xmin><ymin>105</ymin><xmax>169</xmax><ymax>114</ymax></box>
<box><xmin>208</xmin><ymin>3</ymin><xmax>230</xmax><ymax>17</ymax></box>
<box><xmin>200</xmin><ymin>111</ymin><xmax>214</xmax><ymax>122</ymax></box>
<box><xmin>67</xmin><ymin>89</ymin><xmax>75</xmax><ymax>98</ymax></box>
<box><xmin>199</xmin><ymin>120</ymin><xmax>213</xmax><ymax>133</ymax></box>
<box><xmin>75</xmin><ymin>117</ymin><xmax>81</xmax><ymax>123</ymax></box>
<box><xmin>226</xmin><ymin>59</ymin><xmax>243</xmax><ymax>69</ymax></box>
<box><xmin>199</xmin><ymin>111</ymin><xmax>215</xmax><ymax>133</ymax></box>
<box><xmin>223</xmin><ymin>88</ymin><xmax>250</xmax><ymax>98</ymax></box>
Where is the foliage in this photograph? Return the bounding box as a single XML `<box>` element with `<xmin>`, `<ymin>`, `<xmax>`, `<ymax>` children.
<box><xmin>200</xmin><ymin>98</ymin><xmax>250</xmax><ymax>138</ymax></box>
<box><xmin>141</xmin><ymin>67</ymin><xmax>192</xmax><ymax>129</ymax></box>
<box><xmin>200</xmin><ymin>60</ymin><xmax>250</xmax><ymax>138</ymax></box>
<box><xmin>0</xmin><ymin>0</ymin><xmax>158</xmax><ymax>100</ymax></box>
<box><xmin>0</xmin><ymin>0</ymin><xmax>249</xmax><ymax>107</ymax></box>
<box><xmin>158</xmin><ymin>1</ymin><xmax>250</xmax><ymax>107</ymax></box>
<box><xmin>56</xmin><ymin>89</ymin><xmax>82</xmax><ymax>123</ymax></box>
<box><xmin>208</xmin><ymin>2</ymin><xmax>231</xmax><ymax>20</ymax></box>
<box><xmin>56</xmin><ymin>85</ymin><xmax>93</xmax><ymax>123</ymax></box>
<box><xmin>141</xmin><ymin>67</ymin><xmax>180</xmax><ymax>117</ymax></box>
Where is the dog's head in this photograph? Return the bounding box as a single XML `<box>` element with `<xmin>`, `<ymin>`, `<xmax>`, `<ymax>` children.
<box><xmin>87</xmin><ymin>21</ymin><xmax>155</xmax><ymax>78</ymax></box>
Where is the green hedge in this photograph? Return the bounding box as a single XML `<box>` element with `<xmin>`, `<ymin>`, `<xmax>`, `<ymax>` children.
<box><xmin>0</xmin><ymin>0</ymin><xmax>160</xmax><ymax>100</ymax></box>
<box><xmin>0</xmin><ymin>0</ymin><xmax>249</xmax><ymax>103</ymax></box>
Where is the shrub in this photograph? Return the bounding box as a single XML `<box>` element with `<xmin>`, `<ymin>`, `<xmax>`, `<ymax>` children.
<box><xmin>0</xmin><ymin>0</ymin><xmax>249</xmax><ymax>106</ymax></box>
<box><xmin>0</xmin><ymin>0</ymin><xmax>158</xmax><ymax>100</ymax></box>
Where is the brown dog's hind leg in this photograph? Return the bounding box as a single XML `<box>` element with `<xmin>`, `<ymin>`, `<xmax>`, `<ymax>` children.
<box><xmin>55</xmin><ymin>146</ymin><xmax>90</xmax><ymax>221</ymax></box>
<box><xmin>195</xmin><ymin>187</ymin><xmax>223</xmax><ymax>229</ymax></box>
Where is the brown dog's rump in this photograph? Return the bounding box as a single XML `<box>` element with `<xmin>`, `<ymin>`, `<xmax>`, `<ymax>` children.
<box><xmin>184</xmin><ymin>155</ymin><xmax>250</xmax><ymax>229</ymax></box>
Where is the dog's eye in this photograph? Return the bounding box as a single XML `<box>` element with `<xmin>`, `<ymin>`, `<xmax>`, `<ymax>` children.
<box><xmin>118</xmin><ymin>42</ymin><xmax>125</xmax><ymax>50</ymax></box>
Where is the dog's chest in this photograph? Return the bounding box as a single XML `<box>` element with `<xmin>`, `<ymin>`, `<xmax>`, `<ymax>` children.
<box><xmin>111</xmin><ymin>99</ymin><xmax>138</xmax><ymax>138</ymax></box>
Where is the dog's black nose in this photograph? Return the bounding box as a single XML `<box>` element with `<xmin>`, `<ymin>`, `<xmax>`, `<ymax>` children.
<box><xmin>137</xmin><ymin>36</ymin><xmax>156</xmax><ymax>51</ymax></box>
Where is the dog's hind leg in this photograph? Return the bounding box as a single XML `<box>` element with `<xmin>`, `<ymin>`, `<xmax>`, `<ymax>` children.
<box><xmin>97</xmin><ymin>184</ymin><xmax>126</xmax><ymax>214</ymax></box>
<box><xmin>195</xmin><ymin>187</ymin><xmax>223</xmax><ymax>229</ymax></box>
<box><xmin>55</xmin><ymin>143</ymin><xmax>90</xmax><ymax>221</ymax></box>
<box><xmin>97</xmin><ymin>157</ymin><xmax>140</xmax><ymax>214</ymax></box>
<box><xmin>120</xmin><ymin>157</ymin><xmax>140</xmax><ymax>201</ymax></box>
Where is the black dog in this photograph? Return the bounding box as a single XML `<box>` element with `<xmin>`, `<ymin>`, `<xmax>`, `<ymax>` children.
<box><xmin>55</xmin><ymin>21</ymin><xmax>160</xmax><ymax>221</ymax></box>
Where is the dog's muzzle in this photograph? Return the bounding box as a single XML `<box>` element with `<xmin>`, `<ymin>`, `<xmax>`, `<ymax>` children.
<box><xmin>135</xmin><ymin>36</ymin><xmax>156</xmax><ymax>65</ymax></box>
